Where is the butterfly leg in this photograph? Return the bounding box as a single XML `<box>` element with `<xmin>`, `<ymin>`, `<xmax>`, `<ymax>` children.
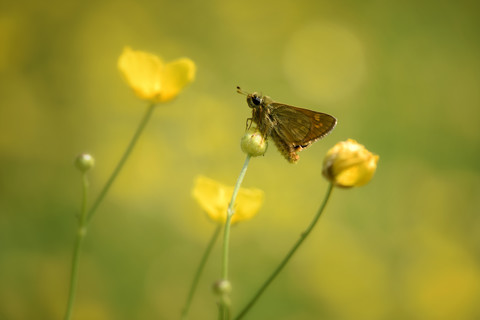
<box><xmin>246</xmin><ymin>118</ymin><xmax>253</xmax><ymax>130</ymax></box>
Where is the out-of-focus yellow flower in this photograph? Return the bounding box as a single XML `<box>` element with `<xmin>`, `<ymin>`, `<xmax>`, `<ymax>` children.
<box><xmin>322</xmin><ymin>139</ymin><xmax>379</xmax><ymax>188</ymax></box>
<box><xmin>118</xmin><ymin>46</ymin><xmax>196</xmax><ymax>103</ymax></box>
<box><xmin>192</xmin><ymin>175</ymin><xmax>264</xmax><ymax>224</ymax></box>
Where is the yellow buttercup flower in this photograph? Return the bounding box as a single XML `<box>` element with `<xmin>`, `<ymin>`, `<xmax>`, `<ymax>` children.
<box><xmin>118</xmin><ymin>47</ymin><xmax>196</xmax><ymax>103</ymax></box>
<box><xmin>322</xmin><ymin>139</ymin><xmax>379</xmax><ymax>188</ymax></box>
<box><xmin>192</xmin><ymin>175</ymin><xmax>264</xmax><ymax>224</ymax></box>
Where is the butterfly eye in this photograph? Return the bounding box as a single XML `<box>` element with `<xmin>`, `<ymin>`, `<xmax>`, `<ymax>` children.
<box><xmin>251</xmin><ymin>95</ymin><xmax>262</xmax><ymax>106</ymax></box>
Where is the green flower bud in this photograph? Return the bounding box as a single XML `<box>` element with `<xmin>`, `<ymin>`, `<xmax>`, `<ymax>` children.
<box><xmin>75</xmin><ymin>153</ymin><xmax>95</xmax><ymax>172</ymax></box>
<box><xmin>240</xmin><ymin>128</ymin><xmax>267</xmax><ymax>157</ymax></box>
<box><xmin>212</xmin><ymin>279</ymin><xmax>232</xmax><ymax>296</ymax></box>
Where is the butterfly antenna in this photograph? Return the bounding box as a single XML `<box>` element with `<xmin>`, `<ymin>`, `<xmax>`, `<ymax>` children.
<box><xmin>236</xmin><ymin>86</ymin><xmax>249</xmax><ymax>96</ymax></box>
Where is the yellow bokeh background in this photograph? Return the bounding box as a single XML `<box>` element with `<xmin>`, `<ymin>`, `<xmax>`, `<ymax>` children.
<box><xmin>1</xmin><ymin>0</ymin><xmax>479</xmax><ymax>319</ymax></box>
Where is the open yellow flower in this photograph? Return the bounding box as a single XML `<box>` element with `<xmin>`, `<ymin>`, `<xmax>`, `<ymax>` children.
<box><xmin>192</xmin><ymin>175</ymin><xmax>264</xmax><ymax>224</ymax></box>
<box><xmin>322</xmin><ymin>139</ymin><xmax>379</xmax><ymax>188</ymax></box>
<box><xmin>118</xmin><ymin>46</ymin><xmax>196</xmax><ymax>103</ymax></box>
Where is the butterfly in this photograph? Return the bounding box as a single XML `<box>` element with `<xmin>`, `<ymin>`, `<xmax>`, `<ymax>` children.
<box><xmin>238</xmin><ymin>87</ymin><xmax>337</xmax><ymax>163</ymax></box>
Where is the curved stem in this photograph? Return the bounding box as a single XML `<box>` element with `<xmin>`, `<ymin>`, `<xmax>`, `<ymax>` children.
<box><xmin>222</xmin><ymin>155</ymin><xmax>251</xmax><ymax>280</ymax></box>
<box><xmin>86</xmin><ymin>103</ymin><xmax>156</xmax><ymax>223</ymax></box>
<box><xmin>234</xmin><ymin>183</ymin><xmax>334</xmax><ymax>320</ymax></box>
<box><xmin>64</xmin><ymin>102</ymin><xmax>156</xmax><ymax>320</ymax></box>
<box><xmin>182</xmin><ymin>224</ymin><xmax>222</xmax><ymax>319</ymax></box>
<box><xmin>64</xmin><ymin>173</ymin><xmax>89</xmax><ymax>320</ymax></box>
<box><xmin>218</xmin><ymin>155</ymin><xmax>251</xmax><ymax>320</ymax></box>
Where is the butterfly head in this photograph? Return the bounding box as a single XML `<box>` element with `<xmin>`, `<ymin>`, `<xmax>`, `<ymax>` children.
<box><xmin>247</xmin><ymin>92</ymin><xmax>264</xmax><ymax>109</ymax></box>
<box><xmin>237</xmin><ymin>86</ymin><xmax>268</xmax><ymax>109</ymax></box>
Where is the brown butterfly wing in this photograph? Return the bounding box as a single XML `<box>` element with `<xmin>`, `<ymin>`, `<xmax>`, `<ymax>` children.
<box><xmin>267</xmin><ymin>103</ymin><xmax>336</xmax><ymax>163</ymax></box>
<box><xmin>271</xmin><ymin>103</ymin><xmax>337</xmax><ymax>146</ymax></box>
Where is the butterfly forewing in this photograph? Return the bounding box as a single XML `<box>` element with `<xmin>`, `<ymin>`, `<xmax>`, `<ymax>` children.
<box><xmin>271</xmin><ymin>103</ymin><xmax>336</xmax><ymax>145</ymax></box>
<box><xmin>296</xmin><ymin>107</ymin><xmax>337</xmax><ymax>143</ymax></box>
<box><xmin>271</xmin><ymin>104</ymin><xmax>312</xmax><ymax>142</ymax></box>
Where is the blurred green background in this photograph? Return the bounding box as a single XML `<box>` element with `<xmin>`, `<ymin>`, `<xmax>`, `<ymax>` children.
<box><xmin>1</xmin><ymin>0</ymin><xmax>480</xmax><ymax>319</ymax></box>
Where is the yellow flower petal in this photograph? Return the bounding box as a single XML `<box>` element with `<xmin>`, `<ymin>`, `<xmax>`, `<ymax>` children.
<box><xmin>192</xmin><ymin>175</ymin><xmax>264</xmax><ymax>224</ymax></box>
<box><xmin>233</xmin><ymin>187</ymin><xmax>264</xmax><ymax>224</ymax></box>
<box><xmin>118</xmin><ymin>47</ymin><xmax>195</xmax><ymax>103</ymax></box>
<box><xmin>118</xmin><ymin>47</ymin><xmax>163</xmax><ymax>100</ymax></box>
<box><xmin>161</xmin><ymin>58</ymin><xmax>196</xmax><ymax>102</ymax></box>
<box><xmin>322</xmin><ymin>139</ymin><xmax>379</xmax><ymax>188</ymax></box>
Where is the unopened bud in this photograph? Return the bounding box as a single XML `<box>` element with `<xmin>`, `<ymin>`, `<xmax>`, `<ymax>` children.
<box><xmin>75</xmin><ymin>153</ymin><xmax>95</xmax><ymax>172</ymax></box>
<box><xmin>240</xmin><ymin>128</ymin><xmax>267</xmax><ymax>157</ymax></box>
<box><xmin>322</xmin><ymin>139</ymin><xmax>378</xmax><ymax>188</ymax></box>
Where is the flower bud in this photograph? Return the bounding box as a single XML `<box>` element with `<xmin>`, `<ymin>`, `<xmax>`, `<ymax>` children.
<box><xmin>75</xmin><ymin>153</ymin><xmax>95</xmax><ymax>172</ymax></box>
<box><xmin>212</xmin><ymin>279</ymin><xmax>232</xmax><ymax>296</ymax></box>
<box><xmin>322</xmin><ymin>139</ymin><xmax>378</xmax><ymax>188</ymax></box>
<box><xmin>240</xmin><ymin>128</ymin><xmax>267</xmax><ymax>157</ymax></box>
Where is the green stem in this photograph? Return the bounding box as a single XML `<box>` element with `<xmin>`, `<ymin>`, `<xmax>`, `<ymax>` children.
<box><xmin>64</xmin><ymin>102</ymin><xmax>156</xmax><ymax>320</ymax></box>
<box><xmin>86</xmin><ymin>103</ymin><xmax>156</xmax><ymax>223</ymax></box>
<box><xmin>182</xmin><ymin>224</ymin><xmax>222</xmax><ymax>320</ymax></box>
<box><xmin>222</xmin><ymin>155</ymin><xmax>251</xmax><ymax>280</ymax></box>
<box><xmin>218</xmin><ymin>305</ymin><xmax>225</xmax><ymax>320</ymax></box>
<box><xmin>234</xmin><ymin>183</ymin><xmax>334</xmax><ymax>320</ymax></box>
<box><xmin>218</xmin><ymin>155</ymin><xmax>251</xmax><ymax>320</ymax></box>
<box><xmin>64</xmin><ymin>173</ymin><xmax>89</xmax><ymax>320</ymax></box>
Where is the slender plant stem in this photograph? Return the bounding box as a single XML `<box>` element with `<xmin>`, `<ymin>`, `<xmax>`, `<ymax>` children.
<box><xmin>218</xmin><ymin>305</ymin><xmax>224</xmax><ymax>320</ymax></box>
<box><xmin>234</xmin><ymin>183</ymin><xmax>334</xmax><ymax>320</ymax></box>
<box><xmin>64</xmin><ymin>173</ymin><xmax>89</xmax><ymax>320</ymax></box>
<box><xmin>86</xmin><ymin>103</ymin><xmax>156</xmax><ymax>223</ymax></box>
<box><xmin>64</xmin><ymin>102</ymin><xmax>156</xmax><ymax>320</ymax></box>
<box><xmin>222</xmin><ymin>155</ymin><xmax>251</xmax><ymax>280</ymax></box>
<box><xmin>218</xmin><ymin>155</ymin><xmax>251</xmax><ymax>320</ymax></box>
<box><xmin>223</xmin><ymin>305</ymin><xmax>231</xmax><ymax>320</ymax></box>
<box><xmin>182</xmin><ymin>224</ymin><xmax>222</xmax><ymax>319</ymax></box>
